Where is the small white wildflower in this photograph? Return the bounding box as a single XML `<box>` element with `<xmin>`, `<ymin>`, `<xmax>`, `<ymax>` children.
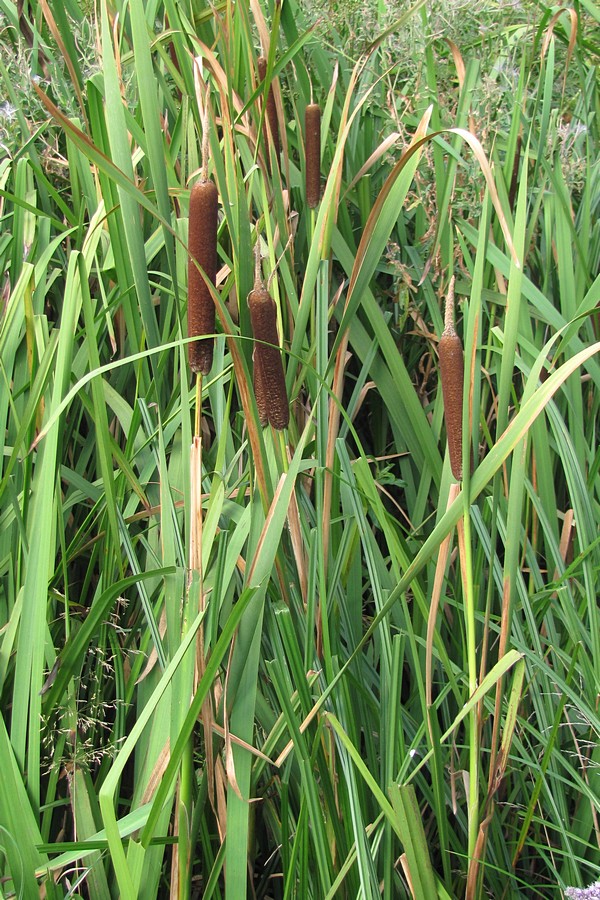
<box><xmin>565</xmin><ymin>882</ymin><xmax>600</xmax><ymax>899</ymax></box>
<box><xmin>568</xmin><ymin>122</ymin><xmax>588</xmax><ymax>140</ymax></box>
<box><xmin>0</xmin><ymin>101</ymin><xmax>16</xmax><ymax>122</ymax></box>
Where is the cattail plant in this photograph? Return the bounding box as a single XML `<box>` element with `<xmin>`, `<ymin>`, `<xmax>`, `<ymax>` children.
<box><xmin>188</xmin><ymin>177</ymin><xmax>218</xmax><ymax>374</ymax></box>
<box><xmin>248</xmin><ymin>262</ymin><xmax>289</xmax><ymax>430</ymax></box>
<box><xmin>304</xmin><ymin>102</ymin><xmax>321</xmax><ymax>208</ymax></box>
<box><xmin>438</xmin><ymin>276</ymin><xmax>464</xmax><ymax>480</ymax></box>
<box><xmin>257</xmin><ymin>56</ymin><xmax>281</xmax><ymax>162</ymax></box>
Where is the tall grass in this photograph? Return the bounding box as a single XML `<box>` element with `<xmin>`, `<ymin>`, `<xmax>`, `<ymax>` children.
<box><xmin>0</xmin><ymin>0</ymin><xmax>599</xmax><ymax>897</ymax></box>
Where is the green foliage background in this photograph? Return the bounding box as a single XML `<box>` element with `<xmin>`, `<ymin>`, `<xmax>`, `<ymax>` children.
<box><xmin>0</xmin><ymin>0</ymin><xmax>598</xmax><ymax>897</ymax></box>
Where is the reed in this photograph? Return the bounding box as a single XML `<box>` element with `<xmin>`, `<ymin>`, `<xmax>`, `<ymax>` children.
<box><xmin>187</xmin><ymin>178</ymin><xmax>218</xmax><ymax>375</ymax></box>
<box><xmin>438</xmin><ymin>276</ymin><xmax>464</xmax><ymax>480</ymax></box>
<box><xmin>305</xmin><ymin>102</ymin><xmax>321</xmax><ymax>208</ymax></box>
<box><xmin>248</xmin><ymin>278</ymin><xmax>289</xmax><ymax>430</ymax></box>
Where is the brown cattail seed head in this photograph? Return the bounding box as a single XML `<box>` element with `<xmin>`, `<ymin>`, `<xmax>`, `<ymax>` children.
<box><xmin>257</xmin><ymin>56</ymin><xmax>281</xmax><ymax>162</ymax></box>
<box><xmin>508</xmin><ymin>133</ymin><xmax>523</xmax><ymax>212</ymax></box>
<box><xmin>305</xmin><ymin>103</ymin><xmax>321</xmax><ymax>208</ymax></box>
<box><xmin>188</xmin><ymin>179</ymin><xmax>218</xmax><ymax>375</ymax></box>
<box><xmin>164</xmin><ymin>14</ymin><xmax>181</xmax><ymax>81</ymax></box>
<box><xmin>252</xmin><ymin>349</ymin><xmax>269</xmax><ymax>427</ymax></box>
<box><xmin>438</xmin><ymin>280</ymin><xmax>463</xmax><ymax>480</ymax></box>
<box><xmin>248</xmin><ymin>287</ymin><xmax>289</xmax><ymax>430</ymax></box>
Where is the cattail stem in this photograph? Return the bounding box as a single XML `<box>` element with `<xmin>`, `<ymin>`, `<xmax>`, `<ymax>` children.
<box><xmin>274</xmin><ymin>426</ymin><xmax>289</xmax><ymax>475</ymax></box>
<box><xmin>443</xmin><ymin>275</ymin><xmax>456</xmax><ymax>333</ymax></box>
<box><xmin>194</xmin><ymin>374</ymin><xmax>202</xmax><ymax>439</ymax></box>
<box><xmin>438</xmin><ymin>276</ymin><xmax>464</xmax><ymax>480</ymax></box>
<box><xmin>201</xmin><ymin>101</ymin><xmax>210</xmax><ymax>183</ymax></box>
<box><xmin>254</xmin><ymin>243</ymin><xmax>262</xmax><ymax>289</ymax></box>
<box><xmin>305</xmin><ymin>103</ymin><xmax>321</xmax><ymax>208</ymax></box>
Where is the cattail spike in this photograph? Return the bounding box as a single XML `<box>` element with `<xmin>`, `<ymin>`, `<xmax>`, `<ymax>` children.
<box><xmin>252</xmin><ymin>349</ymin><xmax>269</xmax><ymax>427</ymax></box>
<box><xmin>258</xmin><ymin>56</ymin><xmax>281</xmax><ymax>163</ymax></box>
<box><xmin>254</xmin><ymin>239</ymin><xmax>263</xmax><ymax>292</ymax></box>
<box><xmin>248</xmin><ymin>286</ymin><xmax>289</xmax><ymax>430</ymax></box>
<box><xmin>188</xmin><ymin>178</ymin><xmax>218</xmax><ymax>375</ymax></box>
<box><xmin>438</xmin><ymin>277</ymin><xmax>463</xmax><ymax>480</ymax></box>
<box><xmin>201</xmin><ymin>101</ymin><xmax>211</xmax><ymax>183</ymax></box>
<box><xmin>305</xmin><ymin>103</ymin><xmax>321</xmax><ymax>208</ymax></box>
<box><xmin>443</xmin><ymin>274</ymin><xmax>456</xmax><ymax>334</ymax></box>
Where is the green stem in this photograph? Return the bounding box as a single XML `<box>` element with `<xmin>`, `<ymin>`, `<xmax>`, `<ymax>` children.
<box><xmin>178</xmin><ymin>739</ymin><xmax>193</xmax><ymax>900</ymax></box>
<box><xmin>274</xmin><ymin>425</ymin><xmax>289</xmax><ymax>474</ymax></box>
<box><xmin>460</xmin><ymin>497</ymin><xmax>479</xmax><ymax>868</ymax></box>
<box><xmin>309</xmin><ymin>207</ymin><xmax>316</xmax><ymax>348</ymax></box>
<box><xmin>194</xmin><ymin>373</ymin><xmax>202</xmax><ymax>439</ymax></box>
<box><xmin>179</xmin><ymin>389</ymin><xmax>204</xmax><ymax>896</ymax></box>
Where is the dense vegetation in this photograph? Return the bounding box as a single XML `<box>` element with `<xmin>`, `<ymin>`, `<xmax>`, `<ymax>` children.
<box><xmin>0</xmin><ymin>0</ymin><xmax>599</xmax><ymax>897</ymax></box>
